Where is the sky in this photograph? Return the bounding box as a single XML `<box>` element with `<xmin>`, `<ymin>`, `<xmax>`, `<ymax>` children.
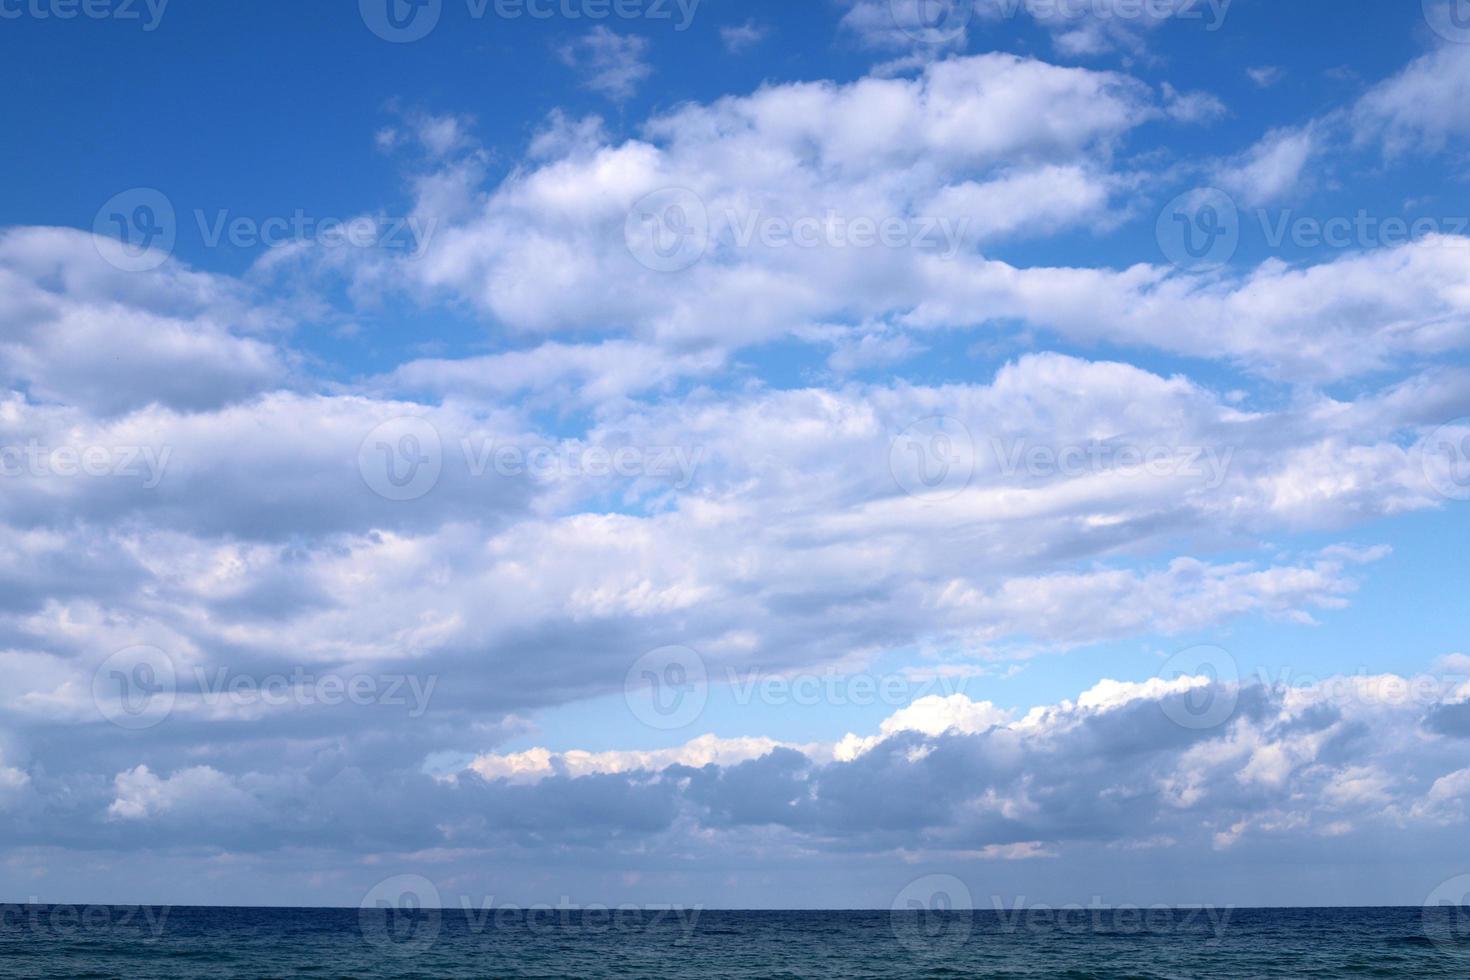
<box><xmin>1</xmin><ymin>0</ymin><xmax>1470</xmax><ymax>914</ymax></box>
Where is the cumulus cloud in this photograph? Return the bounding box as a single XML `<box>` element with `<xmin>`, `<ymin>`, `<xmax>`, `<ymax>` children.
<box><xmin>4</xmin><ymin>35</ymin><xmax>1470</xmax><ymax>905</ymax></box>
<box><xmin>7</xmin><ymin>670</ymin><xmax>1454</xmax><ymax>877</ymax></box>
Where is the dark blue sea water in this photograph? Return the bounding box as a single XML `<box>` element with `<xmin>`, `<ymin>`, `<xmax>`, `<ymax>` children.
<box><xmin>3</xmin><ymin>905</ymin><xmax>1469</xmax><ymax>977</ymax></box>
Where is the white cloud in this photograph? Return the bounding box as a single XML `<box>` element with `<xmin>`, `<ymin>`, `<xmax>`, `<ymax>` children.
<box><xmin>720</xmin><ymin>20</ymin><xmax>766</xmax><ymax>53</ymax></box>
<box><xmin>558</xmin><ymin>27</ymin><xmax>653</xmax><ymax>101</ymax></box>
<box><xmin>1215</xmin><ymin>126</ymin><xmax>1317</xmax><ymax>206</ymax></box>
<box><xmin>1353</xmin><ymin>44</ymin><xmax>1470</xmax><ymax>155</ymax></box>
<box><xmin>1246</xmin><ymin>66</ymin><xmax>1285</xmax><ymax>88</ymax></box>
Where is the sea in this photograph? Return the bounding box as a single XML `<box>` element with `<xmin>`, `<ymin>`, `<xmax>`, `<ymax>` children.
<box><xmin>2</xmin><ymin>905</ymin><xmax>1468</xmax><ymax>977</ymax></box>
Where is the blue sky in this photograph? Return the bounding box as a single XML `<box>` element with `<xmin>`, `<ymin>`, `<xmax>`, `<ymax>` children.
<box><xmin>2</xmin><ymin>0</ymin><xmax>1470</xmax><ymax>912</ymax></box>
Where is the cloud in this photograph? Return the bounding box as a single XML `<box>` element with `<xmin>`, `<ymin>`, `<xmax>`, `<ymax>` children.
<box><xmin>285</xmin><ymin>52</ymin><xmax>1470</xmax><ymax>385</ymax></box>
<box><xmin>7</xmin><ymin>669</ymin><xmax>1457</xmax><ymax>876</ymax></box>
<box><xmin>720</xmin><ymin>20</ymin><xmax>766</xmax><ymax>53</ymax></box>
<box><xmin>1246</xmin><ymin>66</ymin><xmax>1285</xmax><ymax>88</ymax></box>
<box><xmin>558</xmin><ymin>27</ymin><xmax>653</xmax><ymax>101</ymax></box>
<box><xmin>1215</xmin><ymin>126</ymin><xmax>1318</xmax><ymax>206</ymax></box>
<box><xmin>1162</xmin><ymin>83</ymin><xmax>1227</xmax><ymax>124</ymax></box>
<box><xmin>1353</xmin><ymin>44</ymin><xmax>1470</xmax><ymax>155</ymax></box>
<box><xmin>0</xmin><ymin>228</ymin><xmax>290</xmax><ymax>416</ymax></box>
